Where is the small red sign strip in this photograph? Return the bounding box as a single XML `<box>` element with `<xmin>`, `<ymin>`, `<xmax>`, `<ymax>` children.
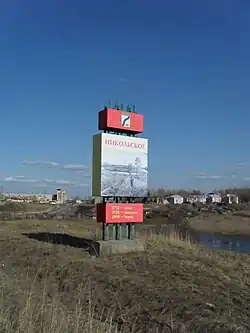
<box><xmin>98</xmin><ymin>109</ymin><xmax>144</xmax><ymax>133</ymax></box>
<box><xmin>96</xmin><ymin>203</ymin><xmax>144</xmax><ymax>224</ymax></box>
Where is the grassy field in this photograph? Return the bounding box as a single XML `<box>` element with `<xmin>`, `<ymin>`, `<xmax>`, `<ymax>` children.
<box><xmin>24</xmin><ymin>203</ymin><xmax>52</xmax><ymax>212</ymax></box>
<box><xmin>189</xmin><ymin>213</ymin><xmax>250</xmax><ymax>236</ymax></box>
<box><xmin>0</xmin><ymin>202</ymin><xmax>52</xmax><ymax>213</ymax></box>
<box><xmin>1</xmin><ymin>218</ymin><xmax>250</xmax><ymax>332</ymax></box>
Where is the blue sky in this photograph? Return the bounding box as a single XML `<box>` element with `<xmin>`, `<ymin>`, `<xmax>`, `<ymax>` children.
<box><xmin>1</xmin><ymin>0</ymin><xmax>250</xmax><ymax>196</ymax></box>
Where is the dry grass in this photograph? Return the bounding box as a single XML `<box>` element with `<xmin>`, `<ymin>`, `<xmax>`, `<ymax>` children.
<box><xmin>189</xmin><ymin>214</ymin><xmax>250</xmax><ymax>236</ymax></box>
<box><xmin>0</xmin><ymin>219</ymin><xmax>250</xmax><ymax>332</ymax></box>
<box><xmin>0</xmin><ymin>272</ymin><xmax>118</xmax><ymax>333</ymax></box>
<box><xmin>143</xmin><ymin>227</ymin><xmax>198</xmax><ymax>253</ymax></box>
<box><xmin>0</xmin><ymin>203</ymin><xmax>52</xmax><ymax>213</ymax></box>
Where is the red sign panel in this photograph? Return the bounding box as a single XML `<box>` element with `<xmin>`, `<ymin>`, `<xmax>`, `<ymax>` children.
<box><xmin>96</xmin><ymin>203</ymin><xmax>144</xmax><ymax>224</ymax></box>
<box><xmin>98</xmin><ymin>108</ymin><xmax>144</xmax><ymax>134</ymax></box>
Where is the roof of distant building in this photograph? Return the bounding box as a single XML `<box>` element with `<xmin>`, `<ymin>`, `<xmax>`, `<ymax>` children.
<box><xmin>169</xmin><ymin>194</ymin><xmax>183</xmax><ymax>199</ymax></box>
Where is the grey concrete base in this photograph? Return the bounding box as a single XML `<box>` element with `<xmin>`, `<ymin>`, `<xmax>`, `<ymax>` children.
<box><xmin>89</xmin><ymin>239</ymin><xmax>145</xmax><ymax>256</ymax></box>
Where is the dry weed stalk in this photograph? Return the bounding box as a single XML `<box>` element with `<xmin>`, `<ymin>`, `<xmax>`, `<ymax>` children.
<box><xmin>143</xmin><ymin>228</ymin><xmax>198</xmax><ymax>253</ymax></box>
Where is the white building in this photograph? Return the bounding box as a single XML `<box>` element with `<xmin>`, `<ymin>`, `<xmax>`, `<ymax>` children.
<box><xmin>206</xmin><ymin>194</ymin><xmax>222</xmax><ymax>204</ymax></box>
<box><xmin>222</xmin><ymin>194</ymin><xmax>239</xmax><ymax>204</ymax></box>
<box><xmin>167</xmin><ymin>194</ymin><xmax>184</xmax><ymax>204</ymax></box>
<box><xmin>56</xmin><ymin>189</ymin><xmax>67</xmax><ymax>204</ymax></box>
<box><xmin>185</xmin><ymin>194</ymin><xmax>207</xmax><ymax>204</ymax></box>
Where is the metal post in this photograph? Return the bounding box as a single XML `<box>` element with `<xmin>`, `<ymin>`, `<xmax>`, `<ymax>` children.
<box><xmin>102</xmin><ymin>223</ymin><xmax>105</xmax><ymax>241</ymax></box>
<box><xmin>119</xmin><ymin>224</ymin><xmax>123</xmax><ymax>240</ymax></box>
<box><xmin>101</xmin><ymin>197</ymin><xmax>106</xmax><ymax>241</ymax></box>
<box><xmin>125</xmin><ymin>223</ymin><xmax>129</xmax><ymax>239</ymax></box>
<box><xmin>128</xmin><ymin>223</ymin><xmax>131</xmax><ymax>239</ymax></box>
<box><xmin>131</xmin><ymin>223</ymin><xmax>135</xmax><ymax>239</ymax></box>
<box><xmin>115</xmin><ymin>224</ymin><xmax>119</xmax><ymax>240</ymax></box>
<box><xmin>106</xmin><ymin>224</ymin><xmax>110</xmax><ymax>241</ymax></box>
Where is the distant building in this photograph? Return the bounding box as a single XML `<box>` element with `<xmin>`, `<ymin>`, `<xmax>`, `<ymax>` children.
<box><xmin>52</xmin><ymin>194</ymin><xmax>57</xmax><ymax>201</ymax></box>
<box><xmin>56</xmin><ymin>189</ymin><xmax>67</xmax><ymax>204</ymax></box>
<box><xmin>222</xmin><ymin>194</ymin><xmax>239</xmax><ymax>204</ymax></box>
<box><xmin>163</xmin><ymin>198</ymin><xmax>169</xmax><ymax>204</ymax></box>
<box><xmin>185</xmin><ymin>194</ymin><xmax>207</xmax><ymax>204</ymax></box>
<box><xmin>206</xmin><ymin>194</ymin><xmax>222</xmax><ymax>204</ymax></box>
<box><xmin>2</xmin><ymin>192</ymin><xmax>52</xmax><ymax>203</ymax></box>
<box><xmin>167</xmin><ymin>194</ymin><xmax>184</xmax><ymax>204</ymax></box>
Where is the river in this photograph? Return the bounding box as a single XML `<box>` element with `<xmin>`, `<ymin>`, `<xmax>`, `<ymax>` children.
<box><xmin>142</xmin><ymin>221</ymin><xmax>250</xmax><ymax>255</ymax></box>
<box><xmin>199</xmin><ymin>232</ymin><xmax>250</xmax><ymax>254</ymax></box>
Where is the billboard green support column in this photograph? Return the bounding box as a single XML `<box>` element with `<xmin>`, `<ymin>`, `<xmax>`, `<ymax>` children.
<box><xmin>92</xmin><ymin>134</ymin><xmax>102</xmax><ymax>196</ymax></box>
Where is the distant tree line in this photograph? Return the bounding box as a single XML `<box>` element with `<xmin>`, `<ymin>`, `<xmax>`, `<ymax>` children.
<box><xmin>148</xmin><ymin>188</ymin><xmax>202</xmax><ymax>198</ymax></box>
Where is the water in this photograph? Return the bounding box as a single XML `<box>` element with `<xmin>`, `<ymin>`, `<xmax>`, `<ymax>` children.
<box><xmin>199</xmin><ymin>232</ymin><xmax>250</xmax><ymax>254</ymax></box>
<box><xmin>142</xmin><ymin>220</ymin><xmax>250</xmax><ymax>255</ymax></box>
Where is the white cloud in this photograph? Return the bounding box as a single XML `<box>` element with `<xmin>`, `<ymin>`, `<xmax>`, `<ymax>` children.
<box><xmin>43</xmin><ymin>179</ymin><xmax>90</xmax><ymax>188</ymax></box>
<box><xmin>22</xmin><ymin>160</ymin><xmax>88</xmax><ymax>172</ymax></box>
<box><xmin>4</xmin><ymin>176</ymin><xmax>37</xmax><ymax>183</ymax></box>
<box><xmin>244</xmin><ymin>177</ymin><xmax>250</xmax><ymax>181</ymax></box>
<box><xmin>193</xmin><ymin>173</ymin><xmax>222</xmax><ymax>180</ymax></box>
<box><xmin>22</xmin><ymin>160</ymin><xmax>59</xmax><ymax>167</ymax></box>
<box><xmin>44</xmin><ymin>179</ymin><xmax>76</xmax><ymax>186</ymax></box>
<box><xmin>75</xmin><ymin>183</ymin><xmax>89</xmax><ymax>187</ymax></box>
<box><xmin>237</xmin><ymin>162</ymin><xmax>247</xmax><ymax>167</ymax></box>
<box><xmin>62</xmin><ymin>164</ymin><xmax>88</xmax><ymax>171</ymax></box>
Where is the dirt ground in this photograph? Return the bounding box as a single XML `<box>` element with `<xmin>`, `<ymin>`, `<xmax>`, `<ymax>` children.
<box><xmin>1</xmin><ymin>218</ymin><xmax>250</xmax><ymax>332</ymax></box>
<box><xmin>189</xmin><ymin>213</ymin><xmax>250</xmax><ymax>236</ymax></box>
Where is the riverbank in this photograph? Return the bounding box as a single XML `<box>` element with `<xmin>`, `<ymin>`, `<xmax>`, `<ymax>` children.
<box><xmin>1</xmin><ymin>218</ymin><xmax>250</xmax><ymax>332</ymax></box>
<box><xmin>189</xmin><ymin>213</ymin><xmax>250</xmax><ymax>237</ymax></box>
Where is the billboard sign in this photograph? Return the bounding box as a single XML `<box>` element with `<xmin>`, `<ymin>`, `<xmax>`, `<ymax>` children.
<box><xmin>92</xmin><ymin>133</ymin><xmax>148</xmax><ymax>197</ymax></box>
<box><xmin>98</xmin><ymin>108</ymin><xmax>144</xmax><ymax>133</ymax></box>
<box><xmin>96</xmin><ymin>203</ymin><xmax>144</xmax><ymax>223</ymax></box>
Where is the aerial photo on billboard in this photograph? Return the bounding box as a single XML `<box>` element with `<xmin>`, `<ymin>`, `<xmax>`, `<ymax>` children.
<box><xmin>92</xmin><ymin>133</ymin><xmax>148</xmax><ymax>197</ymax></box>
